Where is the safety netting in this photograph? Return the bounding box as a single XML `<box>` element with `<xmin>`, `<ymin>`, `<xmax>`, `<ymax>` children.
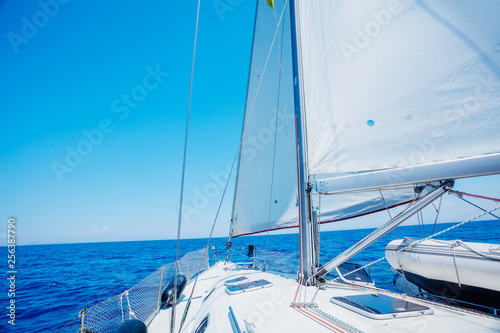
<box><xmin>79</xmin><ymin>247</ymin><xmax>209</xmax><ymax>333</ymax></box>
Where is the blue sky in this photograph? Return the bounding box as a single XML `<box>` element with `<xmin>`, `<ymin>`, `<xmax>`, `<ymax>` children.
<box><xmin>0</xmin><ymin>0</ymin><xmax>255</xmax><ymax>245</ymax></box>
<box><xmin>1</xmin><ymin>0</ymin><xmax>499</xmax><ymax>246</ymax></box>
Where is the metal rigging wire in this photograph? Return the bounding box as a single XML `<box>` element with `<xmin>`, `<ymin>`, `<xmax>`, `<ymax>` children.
<box><xmin>172</xmin><ymin>0</ymin><xmax>201</xmax><ymax>331</ymax></box>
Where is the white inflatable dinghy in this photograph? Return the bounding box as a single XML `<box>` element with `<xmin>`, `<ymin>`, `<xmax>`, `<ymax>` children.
<box><xmin>386</xmin><ymin>238</ymin><xmax>500</xmax><ymax>309</ymax></box>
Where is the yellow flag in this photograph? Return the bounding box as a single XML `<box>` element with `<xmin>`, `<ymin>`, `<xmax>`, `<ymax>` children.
<box><xmin>267</xmin><ymin>0</ymin><xmax>274</xmax><ymax>9</ymax></box>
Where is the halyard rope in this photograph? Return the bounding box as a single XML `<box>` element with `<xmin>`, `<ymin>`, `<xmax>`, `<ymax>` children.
<box><xmin>452</xmin><ymin>242</ymin><xmax>462</xmax><ymax>287</ymax></box>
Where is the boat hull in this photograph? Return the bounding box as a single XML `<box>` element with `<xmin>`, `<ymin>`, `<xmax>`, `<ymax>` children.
<box><xmin>386</xmin><ymin>238</ymin><xmax>500</xmax><ymax>309</ymax></box>
<box><xmin>395</xmin><ymin>269</ymin><xmax>500</xmax><ymax>309</ymax></box>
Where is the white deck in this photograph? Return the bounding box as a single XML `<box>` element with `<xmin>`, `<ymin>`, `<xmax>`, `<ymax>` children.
<box><xmin>148</xmin><ymin>262</ymin><xmax>500</xmax><ymax>332</ymax></box>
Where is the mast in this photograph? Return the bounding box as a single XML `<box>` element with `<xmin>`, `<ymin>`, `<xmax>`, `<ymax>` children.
<box><xmin>289</xmin><ymin>0</ymin><xmax>316</xmax><ymax>284</ymax></box>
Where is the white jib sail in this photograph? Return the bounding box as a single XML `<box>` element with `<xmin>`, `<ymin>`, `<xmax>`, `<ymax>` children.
<box><xmin>230</xmin><ymin>0</ymin><xmax>298</xmax><ymax>238</ymax></box>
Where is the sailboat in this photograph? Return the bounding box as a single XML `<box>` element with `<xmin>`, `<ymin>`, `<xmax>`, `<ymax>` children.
<box><xmin>78</xmin><ymin>0</ymin><xmax>500</xmax><ymax>332</ymax></box>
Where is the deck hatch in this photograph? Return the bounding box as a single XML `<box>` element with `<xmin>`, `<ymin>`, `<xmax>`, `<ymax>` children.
<box><xmin>330</xmin><ymin>294</ymin><xmax>434</xmax><ymax>319</ymax></box>
<box><xmin>225</xmin><ymin>279</ymin><xmax>273</xmax><ymax>295</ymax></box>
<box><xmin>335</xmin><ymin>262</ymin><xmax>375</xmax><ymax>286</ymax></box>
<box><xmin>224</xmin><ymin>276</ymin><xmax>249</xmax><ymax>286</ymax></box>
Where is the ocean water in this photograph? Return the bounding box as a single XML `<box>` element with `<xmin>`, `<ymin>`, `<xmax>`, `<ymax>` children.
<box><xmin>2</xmin><ymin>220</ymin><xmax>499</xmax><ymax>332</ymax></box>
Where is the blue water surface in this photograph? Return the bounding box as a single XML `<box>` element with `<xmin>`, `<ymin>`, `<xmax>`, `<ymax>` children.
<box><xmin>1</xmin><ymin>220</ymin><xmax>499</xmax><ymax>332</ymax></box>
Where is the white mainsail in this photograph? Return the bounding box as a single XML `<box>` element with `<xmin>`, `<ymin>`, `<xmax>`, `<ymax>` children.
<box><xmin>296</xmin><ymin>0</ymin><xmax>500</xmax><ymax>193</ymax></box>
